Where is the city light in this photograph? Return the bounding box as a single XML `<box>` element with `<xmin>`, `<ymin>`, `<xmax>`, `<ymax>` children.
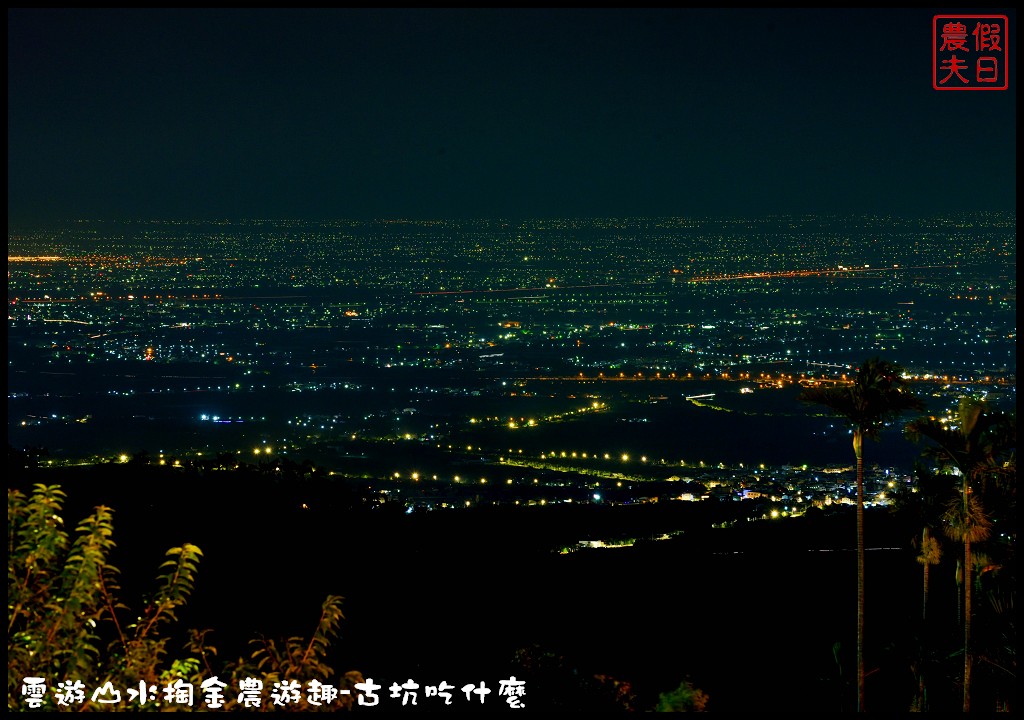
<box><xmin>6</xmin><ymin>15</ymin><xmax>1014</xmax><ymax>713</ymax></box>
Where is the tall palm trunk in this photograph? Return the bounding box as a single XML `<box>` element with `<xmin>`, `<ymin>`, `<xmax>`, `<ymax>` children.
<box><xmin>962</xmin><ymin>478</ymin><xmax>972</xmax><ymax>714</ymax></box>
<box><xmin>854</xmin><ymin>429</ymin><xmax>865</xmax><ymax>713</ymax></box>
<box><xmin>955</xmin><ymin>559</ymin><xmax>963</xmax><ymax>623</ymax></box>
<box><xmin>963</xmin><ymin>533</ymin><xmax>972</xmax><ymax>713</ymax></box>
<box><xmin>945</xmin><ymin>478</ymin><xmax>990</xmax><ymax>713</ymax></box>
<box><xmin>914</xmin><ymin>526</ymin><xmax>940</xmax><ymax>712</ymax></box>
<box><xmin>921</xmin><ymin>527</ymin><xmax>930</xmax><ymax>621</ymax></box>
<box><xmin>799</xmin><ymin>358</ymin><xmax>923</xmax><ymax>714</ymax></box>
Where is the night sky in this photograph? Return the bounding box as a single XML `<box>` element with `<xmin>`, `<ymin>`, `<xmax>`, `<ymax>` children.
<box><xmin>7</xmin><ymin>8</ymin><xmax>1017</xmax><ymax>223</ymax></box>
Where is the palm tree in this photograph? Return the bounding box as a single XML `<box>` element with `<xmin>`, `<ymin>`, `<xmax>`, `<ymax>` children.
<box><xmin>799</xmin><ymin>357</ymin><xmax>924</xmax><ymax>712</ymax></box>
<box><xmin>916</xmin><ymin>526</ymin><xmax>942</xmax><ymax>622</ymax></box>
<box><xmin>905</xmin><ymin>397</ymin><xmax>1012</xmax><ymax>713</ymax></box>
<box><xmin>942</xmin><ymin>493</ymin><xmax>992</xmax><ymax>712</ymax></box>
<box><xmin>890</xmin><ymin>461</ymin><xmax>952</xmax><ymax>624</ymax></box>
<box><xmin>890</xmin><ymin>462</ymin><xmax>956</xmax><ymax>713</ymax></box>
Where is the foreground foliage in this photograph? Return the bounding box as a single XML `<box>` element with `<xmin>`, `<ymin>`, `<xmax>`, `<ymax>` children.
<box><xmin>656</xmin><ymin>680</ymin><xmax>709</xmax><ymax>712</ymax></box>
<box><xmin>8</xmin><ymin>483</ymin><xmax>361</xmax><ymax>711</ymax></box>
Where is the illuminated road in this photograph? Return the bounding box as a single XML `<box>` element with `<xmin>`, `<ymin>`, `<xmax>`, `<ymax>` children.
<box><xmin>683</xmin><ymin>265</ymin><xmax>952</xmax><ymax>282</ymax></box>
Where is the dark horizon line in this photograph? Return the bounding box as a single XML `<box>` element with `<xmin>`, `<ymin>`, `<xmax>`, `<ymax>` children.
<box><xmin>7</xmin><ymin>208</ymin><xmax>1017</xmax><ymax>228</ymax></box>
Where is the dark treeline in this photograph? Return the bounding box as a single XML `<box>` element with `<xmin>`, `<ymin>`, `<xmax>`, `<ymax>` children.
<box><xmin>12</xmin><ymin>447</ymin><xmax>1004</xmax><ymax>712</ymax></box>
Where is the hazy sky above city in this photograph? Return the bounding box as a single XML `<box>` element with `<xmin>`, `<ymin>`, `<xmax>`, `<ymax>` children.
<box><xmin>7</xmin><ymin>8</ymin><xmax>1017</xmax><ymax>223</ymax></box>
